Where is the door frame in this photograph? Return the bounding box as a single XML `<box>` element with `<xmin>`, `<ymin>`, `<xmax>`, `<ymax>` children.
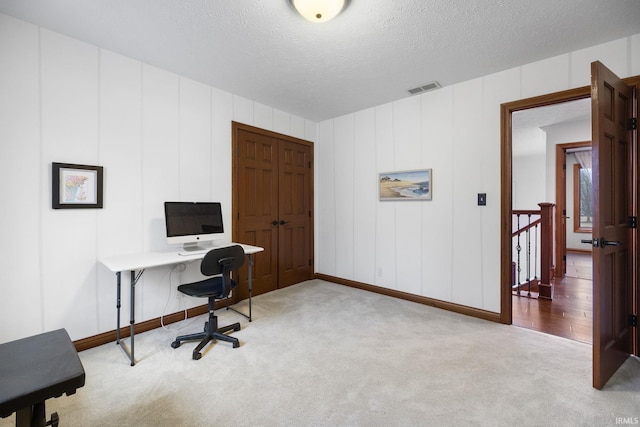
<box><xmin>500</xmin><ymin>78</ymin><xmax>639</xmax><ymax>342</ymax></box>
<box><xmin>555</xmin><ymin>140</ymin><xmax>593</xmax><ymax>278</ymax></box>
<box><xmin>500</xmin><ymin>86</ymin><xmax>590</xmax><ymax>324</ymax></box>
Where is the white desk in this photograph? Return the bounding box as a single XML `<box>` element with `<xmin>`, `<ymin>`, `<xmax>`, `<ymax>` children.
<box><xmin>99</xmin><ymin>243</ymin><xmax>263</xmax><ymax>366</ymax></box>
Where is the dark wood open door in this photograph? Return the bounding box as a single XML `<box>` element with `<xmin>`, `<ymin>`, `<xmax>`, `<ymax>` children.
<box><xmin>591</xmin><ymin>61</ymin><xmax>635</xmax><ymax>389</ymax></box>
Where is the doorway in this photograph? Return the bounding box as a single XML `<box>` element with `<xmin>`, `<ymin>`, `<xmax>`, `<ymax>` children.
<box><xmin>502</xmin><ymin>87</ymin><xmax>595</xmax><ymax>325</ymax></box>
<box><xmin>500</xmin><ymin>67</ymin><xmax>640</xmax><ymax>388</ymax></box>
<box><xmin>510</xmin><ymin>99</ymin><xmax>593</xmax><ymax>343</ymax></box>
<box><xmin>555</xmin><ymin>140</ymin><xmax>593</xmax><ymax>278</ymax></box>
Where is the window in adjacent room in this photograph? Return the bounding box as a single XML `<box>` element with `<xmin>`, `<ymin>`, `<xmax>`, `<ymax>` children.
<box><xmin>573</xmin><ymin>162</ymin><xmax>592</xmax><ymax>232</ymax></box>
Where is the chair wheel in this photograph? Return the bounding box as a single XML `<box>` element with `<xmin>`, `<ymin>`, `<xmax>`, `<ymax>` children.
<box><xmin>234</xmin><ymin>324</ymin><xmax>241</xmax><ymax>331</ymax></box>
<box><xmin>171</xmin><ymin>340</ymin><xmax>180</xmax><ymax>349</ymax></box>
<box><xmin>204</xmin><ymin>322</ymin><xmax>208</xmax><ymax>331</ymax></box>
<box><xmin>233</xmin><ymin>341</ymin><xmax>239</xmax><ymax>348</ymax></box>
<box><xmin>193</xmin><ymin>352</ymin><xmax>202</xmax><ymax>360</ymax></box>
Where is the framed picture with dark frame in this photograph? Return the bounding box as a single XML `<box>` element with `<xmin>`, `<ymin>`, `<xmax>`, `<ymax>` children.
<box><xmin>52</xmin><ymin>162</ymin><xmax>104</xmax><ymax>209</ymax></box>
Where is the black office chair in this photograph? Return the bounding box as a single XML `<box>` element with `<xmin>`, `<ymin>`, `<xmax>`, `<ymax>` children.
<box><xmin>170</xmin><ymin>245</ymin><xmax>245</xmax><ymax>360</ymax></box>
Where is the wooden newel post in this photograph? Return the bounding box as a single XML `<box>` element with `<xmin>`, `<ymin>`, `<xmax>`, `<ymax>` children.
<box><xmin>538</xmin><ymin>202</ymin><xmax>554</xmax><ymax>299</ymax></box>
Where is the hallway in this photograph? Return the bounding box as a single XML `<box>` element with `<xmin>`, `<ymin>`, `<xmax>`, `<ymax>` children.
<box><xmin>512</xmin><ymin>253</ymin><xmax>592</xmax><ymax>344</ymax></box>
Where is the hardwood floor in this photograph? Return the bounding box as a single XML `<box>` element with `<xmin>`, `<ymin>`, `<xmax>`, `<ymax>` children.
<box><xmin>512</xmin><ymin>253</ymin><xmax>593</xmax><ymax>344</ymax></box>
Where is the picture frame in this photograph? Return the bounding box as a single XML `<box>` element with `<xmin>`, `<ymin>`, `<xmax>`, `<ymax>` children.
<box><xmin>52</xmin><ymin>162</ymin><xmax>104</xmax><ymax>209</ymax></box>
<box><xmin>379</xmin><ymin>169</ymin><xmax>432</xmax><ymax>201</ymax></box>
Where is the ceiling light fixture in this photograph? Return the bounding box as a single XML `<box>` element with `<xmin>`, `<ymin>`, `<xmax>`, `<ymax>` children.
<box><xmin>289</xmin><ymin>0</ymin><xmax>350</xmax><ymax>23</ymax></box>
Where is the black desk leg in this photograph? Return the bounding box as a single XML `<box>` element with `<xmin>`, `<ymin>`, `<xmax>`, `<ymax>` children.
<box><xmin>115</xmin><ymin>270</ymin><xmax>142</xmax><ymax>366</ymax></box>
<box><xmin>116</xmin><ymin>271</ymin><xmax>121</xmax><ymax>345</ymax></box>
<box><xmin>115</xmin><ymin>270</ymin><xmax>136</xmax><ymax>366</ymax></box>
<box><xmin>225</xmin><ymin>254</ymin><xmax>253</xmax><ymax>322</ymax></box>
<box><xmin>129</xmin><ymin>270</ymin><xmax>135</xmax><ymax>366</ymax></box>
<box><xmin>248</xmin><ymin>253</ymin><xmax>253</xmax><ymax>322</ymax></box>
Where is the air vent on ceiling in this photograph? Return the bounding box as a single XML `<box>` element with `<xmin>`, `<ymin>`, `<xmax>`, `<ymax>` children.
<box><xmin>407</xmin><ymin>81</ymin><xmax>441</xmax><ymax>95</ymax></box>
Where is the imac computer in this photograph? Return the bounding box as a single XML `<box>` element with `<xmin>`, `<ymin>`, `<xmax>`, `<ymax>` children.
<box><xmin>164</xmin><ymin>202</ymin><xmax>224</xmax><ymax>254</ymax></box>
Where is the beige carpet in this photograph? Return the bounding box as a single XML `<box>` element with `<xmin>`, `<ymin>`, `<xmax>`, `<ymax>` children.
<box><xmin>2</xmin><ymin>279</ymin><xmax>638</xmax><ymax>426</ymax></box>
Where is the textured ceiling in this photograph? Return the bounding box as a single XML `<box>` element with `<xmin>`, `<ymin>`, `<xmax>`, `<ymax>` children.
<box><xmin>0</xmin><ymin>0</ymin><xmax>639</xmax><ymax>122</ymax></box>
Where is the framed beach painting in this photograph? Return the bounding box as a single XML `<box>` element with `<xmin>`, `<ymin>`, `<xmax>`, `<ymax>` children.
<box><xmin>52</xmin><ymin>162</ymin><xmax>104</xmax><ymax>209</ymax></box>
<box><xmin>379</xmin><ymin>169</ymin><xmax>432</xmax><ymax>201</ymax></box>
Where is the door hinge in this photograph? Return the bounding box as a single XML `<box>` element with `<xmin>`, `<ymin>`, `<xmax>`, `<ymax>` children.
<box><xmin>631</xmin><ymin>314</ymin><xmax>638</xmax><ymax>327</ymax></box>
<box><xmin>308</xmin><ymin>259</ymin><xmax>312</xmax><ymax>266</ymax></box>
<box><xmin>630</xmin><ymin>117</ymin><xmax>637</xmax><ymax>130</ymax></box>
<box><xmin>630</xmin><ymin>216</ymin><xmax>638</xmax><ymax>229</ymax></box>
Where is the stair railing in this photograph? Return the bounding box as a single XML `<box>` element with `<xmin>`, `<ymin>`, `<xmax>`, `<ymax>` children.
<box><xmin>512</xmin><ymin>203</ymin><xmax>555</xmax><ymax>299</ymax></box>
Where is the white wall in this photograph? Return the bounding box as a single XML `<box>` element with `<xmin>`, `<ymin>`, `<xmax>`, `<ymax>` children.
<box><xmin>0</xmin><ymin>13</ymin><xmax>316</xmax><ymax>343</ymax></box>
<box><xmin>315</xmin><ymin>33</ymin><xmax>640</xmax><ymax>313</ymax></box>
<box><xmin>513</xmin><ymin>153</ymin><xmax>547</xmax><ymax>211</ymax></box>
<box><xmin>544</xmin><ymin>119</ymin><xmax>592</xmax><ymax>203</ymax></box>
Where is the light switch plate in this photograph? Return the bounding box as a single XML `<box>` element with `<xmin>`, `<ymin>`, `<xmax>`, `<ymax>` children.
<box><xmin>478</xmin><ymin>193</ymin><xmax>486</xmax><ymax>206</ymax></box>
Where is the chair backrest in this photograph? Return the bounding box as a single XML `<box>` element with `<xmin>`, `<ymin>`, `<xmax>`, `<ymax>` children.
<box><xmin>201</xmin><ymin>245</ymin><xmax>245</xmax><ymax>276</ymax></box>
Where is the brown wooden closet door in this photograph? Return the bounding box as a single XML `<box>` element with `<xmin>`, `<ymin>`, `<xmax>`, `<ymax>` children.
<box><xmin>233</xmin><ymin>123</ymin><xmax>314</xmax><ymax>298</ymax></box>
<box><xmin>235</xmin><ymin>128</ymin><xmax>279</xmax><ymax>298</ymax></box>
<box><xmin>278</xmin><ymin>140</ymin><xmax>313</xmax><ymax>287</ymax></box>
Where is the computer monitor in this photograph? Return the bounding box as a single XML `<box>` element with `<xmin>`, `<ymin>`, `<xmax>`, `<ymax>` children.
<box><xmin>164</xmin><ymin>202</ymin><xmax>224</xmax><ymax>253</ymax></box>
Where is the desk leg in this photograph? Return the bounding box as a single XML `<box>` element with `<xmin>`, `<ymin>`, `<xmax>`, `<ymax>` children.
<box><xmin>116</xmin><ymin>272</ymin><xmax>121</xmax><ymax>345</ymax></box>
<box><xmin>247</xmin><ymin>253</ymin><xmax>253</xmax><ymax>322</ymax></box>
<box><xmin>225</xmin><ymin>253</ymin><xmax>253</xmax><ymax>322</ymax></box>
<box><xmin>115</xmin><ymin>270</ymin><xmax>142</xmax><ymax>366</ymax></box>
<box><xmin>129</xmin><ymin>270</ymin><xmax>135</xmax><ymax>366</ymax></box>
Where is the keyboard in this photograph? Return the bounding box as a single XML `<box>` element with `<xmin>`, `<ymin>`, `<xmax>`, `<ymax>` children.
<box><xmin>178</xmin><ymin>249</ymin><xmax>208</xmax><ymax>256</ymax></box>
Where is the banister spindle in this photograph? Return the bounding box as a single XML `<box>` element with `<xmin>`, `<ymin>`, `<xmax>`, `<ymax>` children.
<box><xmin>527</xmin><ymin>213</ymin><xmax>531</xmax><ymax>297</ymax></box>
<box><xmin>534</xmin><ymin>222</ymin><xmax>539</xmax><ymax>284</ymax></box>
<box><xmin>515</xmin><ymin>214</ymin><xmax>521</xmax><ymax>296</ymax></box>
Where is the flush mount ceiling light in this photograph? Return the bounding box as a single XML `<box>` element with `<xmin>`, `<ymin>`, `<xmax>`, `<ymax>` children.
<box><xmin>289</xmin><ymin>0</ymin><xmax>351</xmax><ymax>23</ymax></box>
